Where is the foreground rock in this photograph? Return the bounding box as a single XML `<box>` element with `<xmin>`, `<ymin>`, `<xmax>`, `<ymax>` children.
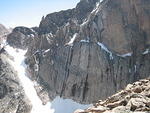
<box><xmin>74</xmin><ymin>78</ymin><xmax>150</xmax><ymax>113</ymax></box>
<box><xmin>0</xmin><ymin>52</ymin><xmax>32</xmax><ymax>113</ymax></box>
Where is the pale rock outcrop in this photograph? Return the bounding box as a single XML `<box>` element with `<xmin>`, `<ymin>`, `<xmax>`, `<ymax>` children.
<box><xmin>74</xmin><ymin>78</ymin><xmax>150</xmax><ymax>113</ymax></box>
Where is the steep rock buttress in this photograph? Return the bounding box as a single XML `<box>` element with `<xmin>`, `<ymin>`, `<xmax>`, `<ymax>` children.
<box><xmin>7</xmin><ymin>0</ymin><xmax>150</xmax><ymax>104</ymax></box>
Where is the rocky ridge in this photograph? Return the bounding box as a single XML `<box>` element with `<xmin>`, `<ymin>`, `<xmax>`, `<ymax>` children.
<box><xmin>0</xmin><ymin>51</ymin><xmax>32</xmax><ymax>113</ymax></box>
<box><xmin>74</xmin><ymin>78</ymin><xmax>150</xmax><ymax>113</ymax></box>
<box><xmin>39</xmin><ymin>0</ymin><xmax>99</xmax><ymax>34</ymax></box>
<box><xmin>7</xmin><ymin>26</ymin><xmax>37</xmax><ymax>49</ymax></box>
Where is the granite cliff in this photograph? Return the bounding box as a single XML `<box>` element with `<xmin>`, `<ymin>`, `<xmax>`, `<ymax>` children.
<box><xmin>7</xmin><ymin>0</ymin><xmax>150</xmax><ymax>105</ymax></box>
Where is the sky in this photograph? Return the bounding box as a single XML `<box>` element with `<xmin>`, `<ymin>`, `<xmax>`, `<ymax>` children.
<box><xmin>0</xmin><ymin>0</ymin><xmax>80</xmax><ymax>28</ymax></box>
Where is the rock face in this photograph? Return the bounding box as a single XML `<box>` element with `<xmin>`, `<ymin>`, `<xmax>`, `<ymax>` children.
<box><xmin>0</xmin><ymin>52</ymin><xmax>32</xmax><ymax>113</ymax></box>
<box><xmin>23</xmin><ymin>0</ymin><xmax>150</xmax><ymax>104</ymax></box>
<box><xmin>7</xmin><ymin>0</ymin><xmax>150</xmax><ymax>104</ymax></box>
<box><xmin>74</xmin><ymin>78</ymin><xmax>150</xmax><ymax>113</ymax></box>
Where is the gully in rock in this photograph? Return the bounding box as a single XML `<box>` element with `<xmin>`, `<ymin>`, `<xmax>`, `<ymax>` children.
<box><xmin>5</xmin><ymin>45</ymin><xmax>54</xmax><ymax>113</ymax></box>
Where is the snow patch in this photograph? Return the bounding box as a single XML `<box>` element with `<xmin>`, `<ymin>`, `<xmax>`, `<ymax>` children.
<box><xmin>65</xmin><ymin>22</ymin><xmax>70</xmax><ymax>26</ymax></box>
<box><xmin>46</xmin><ymin>33</ymin><xmax>53</xmax><ymax>44</ymax></box>
<box><xmin>117</xmin><ymin>53</ymin><xmax>132</xmax><ymax>57</ymax></box>
<box><xmin>27</xmin><ymin>34</ymin><xmax>35</xmax><ymax>37</ymax></box>
<box><xmin>134</xmin><ymin>65</ymin><xmax>137</xmax><ymax>72</ymax></box>
<box><xmin>129</xmin><ymin>68</ymin><xmax>131</xmax><ymax>73</ymax></box>
<box><xmin>46</xmin><ymin>36</ymin><xmax>51</xmax><ymax>44</ymax></box>
<box><xmin>0</xmin><ymin>39</ymin><xmax>7</xmax><ymax>48</ymax></box>
<box><xmin>51</xmin><ymin>96</ymin><xmax>91</xmax><ymax>113</ymax></box>
<box><xmin>80</xmin><ymin>19</ymin><xmax>88</xmax><ymax>27</ymax></box>
<box><xmin>31</xmin><ymin>34</ymin><xmax>34</xmax><ymax>37</ymax></box>
<box><xmin>143</xmin><ymin>49</ymin><xmax>149</xmax><ymax>55</ymax></box>
<box><xmin>91</xmin><ymin>1</ymin><xmax>100</xmax><ymax>14</ymax></box>
<box><xmin>31</xmin><ymin>29</ymin><xmax>36</xmax><ymax>33</ymax></box>
<box><xmin>91</xmin><ymin>0</ymin><xmax>103</xmax><ymax>14</ymax></box>
<box><xmin>42</xmin><ymin>49</ymin><xmax>51</xmax><ymax>57</ymax></box>
<box><xmin>66</xmin><ymin>33</ymin><xmax>78</xmax><ymax>46</ymax></box>
<box><xmin>5</xmin><ymin>45</ymin><xmax>54</xmax><ymax>113</ymax></box>
<box><xmin>80</xmin><ymin>40</ymin><xmax>90</xmax><ymax>43</ymax></box>
<box><xmin>47</xmin><ymin>33</ymin><xmax>53</xmax><ymax>37</ymax></box>
<box><xmin>97</xmin><ymin>42</ymin><xmax>113</xmax><ymax>59</ymax></box>
<box><xmin>44</xmin><ymin>49</ymin><xmax>50</xmax><ymax>53</ymax></box>
<box><xmin>100</xmin><ymin>0</ymin><xmax>104</xmax><ymax>3</ymax></box>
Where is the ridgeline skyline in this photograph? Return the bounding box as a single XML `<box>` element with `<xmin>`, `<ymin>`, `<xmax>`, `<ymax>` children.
<box><xmin>0</xmin><ymin>0</ymin><xmax>80</xmax><ymax>28</ymax></box>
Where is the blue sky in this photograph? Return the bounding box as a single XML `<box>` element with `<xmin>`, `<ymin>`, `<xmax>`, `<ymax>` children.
<box><xmin>0</xmin><ymin>0</ymin><xmax>80</xmax><ymax>28</ymax></box>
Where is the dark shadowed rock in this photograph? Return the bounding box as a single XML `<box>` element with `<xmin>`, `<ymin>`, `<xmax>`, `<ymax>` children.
<box><xmin>7</xmin><ymin>26</ymin><xmax>37</xmax><ymax>49</ymax></box>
